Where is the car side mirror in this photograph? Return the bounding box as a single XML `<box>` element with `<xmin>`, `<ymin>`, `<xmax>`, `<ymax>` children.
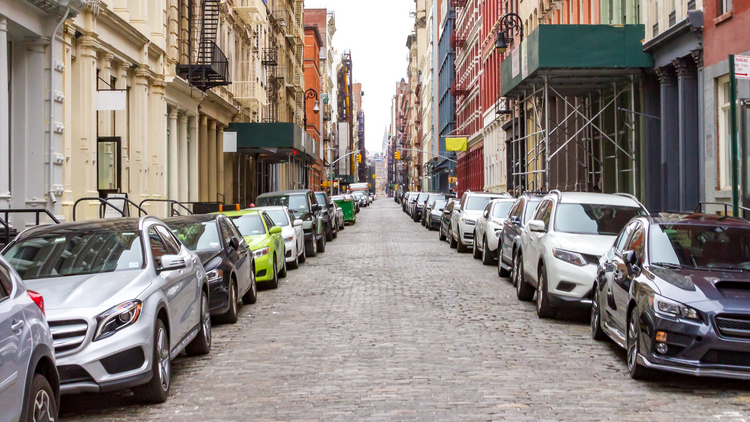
<box><xmin>528</xmin><ymin>220</ymin><xmax>547</xmax><ymax>233</ymax></box>
<box><xmin>157</xmin><ymin>255</ymin><xmax>186</xmax><ymax>273</ymax></box>
<box><xmin>312</xmin><ymin>204</ymin><xmax>322</xmax><ymax>212</ymax></box>
<box><xmin>483</xmin><ymin>210</ymin><xmax>489</xmax><ymax>218</ymax></box>
<box><xmin>329</xmin><ymin>202</ymin><xmax>334</xmax><ymax>208</ymax></box>
<box><xmin>230</xmin><ymin>237</ymin><xmax>241</xmax><ymax>251</ymax></box>
<box><xmin>270</xmin><ymin>226</ymin><xmax>282</xmax><ymax>235</ymax></box>
<box><xmin>511</xmin><ymin>216</ymin><xmax>521</xmax><ymax>224</ymax></box>
<box><xmin>454</xmin><ymin>205</ymin><xmax>461</xmax><ymax>212</ymax></box>
<box><xmin>294</xmin><ymin>219</ymin><xmax>303</xmax><ymax>227</ymax></box>
<box><xmin>623</xmin><ymin>250</ymin><xmax>641</xmax><ymax>277</ymax></box>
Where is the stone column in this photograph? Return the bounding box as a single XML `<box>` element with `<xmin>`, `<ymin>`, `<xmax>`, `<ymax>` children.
<box><xmin>199</xmin><ymin>115</ymin><xmax>208</xmax><ymax>201</ymax></box>
<box><xmin>168</xmin><ymin>108</ymin><xmax>179</xmax><ymax>200</ymax></box>
<box><xmin>217</xmin><ymin>124</ymin><xmax>225</xmax><ymax>202</ymax></box>
<box><xmin>208</xmin><ymin>119</ymin><xmax>217</xmax><ymax>202</ymax></box>
<box><xmin>0</xmin><ymin>18</ymin><xmax>9</xmax><ymax>207</ymax></box>
<box><xmin>24</xmin><ymin>40</ymin><xmax>49</xmax><ymax>209</ymax></box>
<box><xmin>132</xmin><ymin>69</ymin><xmax>151</xmax><ymax>203</ymax></box>
<box><xmin>178</xmin><ymin>112</ymin><xmax>189</xmax><ymax>201</ymax></box>
<box><xmin>62</xmin><ymin>27</ymin><xmax>75</xmax><ymax>219</ymax></box>
<box><xmin>656</xmin><ymin>66</ymin><xmax>679</xmax><ymax>212</ymax></box>
<box><xmin>150</xmin><ymin>76</ymin><xmax>165</xmax><ymax>201</ymax></box>
<box><xmin>74</xmin><ymin>36</ymin><xmax>100</xmax><ymax>220</ymax></box>
<box><xmin>98</xmin><ymin>54</ymin><xmax>114</xmax><ymax>137</ymax></box>
<box><xmin>674</xmin><ymin>57</ymin><xmax>699</xmax><ymax>211</ymax></box>
<box><xmin>189</xmin><ymin>115</ymin><xmax>199</xmax><ymax>202</ymax></box>
<box><xmin>116</xmin><ymin>62</ymin><xmax>130</xmax><ymax>194</ymax></box>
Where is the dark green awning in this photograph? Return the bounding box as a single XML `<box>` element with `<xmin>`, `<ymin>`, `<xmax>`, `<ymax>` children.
<box><xmin>501</xmin><ymin>25</ymin><xmax>653</xmax><ymax>97</ymax></box>
<box><xmin>227</xmin><ymin>122</ymin><xmax>319</xmax><ymax>162</ymax></box>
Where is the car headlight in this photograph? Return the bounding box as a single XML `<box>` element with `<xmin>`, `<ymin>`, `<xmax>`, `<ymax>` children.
<box><xmin>461</xmin><ymin>218</ymin><xmax>475</xmax><ymax>225</ymax></box>
<box><xmin>649</xmin><ymin>294</ymin><xmax>700</xmax><ymax>320</ymax></box>
<box><xmin>552</xmin><ymin>248</ymin><xmax>587</xmax><ymax>267</ymax></box>
<box><xmin>252</xmin><ymin>247</ymin><xmax>270</xmax><ymax>258</ymax></box>
<box><xmin>94</xmin><ymin>300</ymin><xmax>142</xmax><ymax>342</ymax></box>
<box><xmin>206</xmin><ymin>269</ymin><xmax>223</xmax><ymax>283</ymax></box>
<box><xmin>284</xmin><ymin>235</ymin><xmax>294</xmax><ymax>243</ymax></box>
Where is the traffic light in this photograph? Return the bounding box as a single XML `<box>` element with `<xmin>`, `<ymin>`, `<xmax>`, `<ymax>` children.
<box><xmin>372</xmin><ymin>174</ymin><xmax>377</xmax><ymax>179</ymax></box>
<box><xmin>356</xmin><ymin>154</ymin><xmax>362</xmax><ymax>163</ymax></box>
<box><xmin>395</xmin><ymin>151</ymin><xmax>401</xmax><ymax>160</ymax></box>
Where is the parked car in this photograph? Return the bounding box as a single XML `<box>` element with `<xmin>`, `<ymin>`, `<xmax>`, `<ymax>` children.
<box><xmin>255</xmin><ymin>206</ymin><xmax>306</xmax><ymax>270</ymax></box>
<box><xmin>411</xmin><ymin>192</ymin><xmax>431</xmax><ymax>222</ymax></box>
<box><xmin>165</xmin><ymin>214</ymin><xmax>256</xmax><ymax>324</ymax></box>
<box><xmin>426</xmin><ymin>198</ymin><xmax>449</xmax><ymax>230</ymax></box>
<box><xmin>0</xmin><ymin>255</ymin><xmax>59</xmax><ymax>422</ymax></box>
<box><xmin>421</xmin><ymin>194</ymin><xmax>451</xmax><ymax>227</ymax></box>
<box><xmin>592</xmin><ymin>214</ymin><xmax>750</xmax><ymax>380</ymax></box>
<box><xmin>450</xmin><ymin>192</ymin><xmax>512</xmax><ymax>253</ymax></box>
<box><xmin>515</xmin><ymin>192</ymin><xmax>646</xmax><ymax>319</ymax></box>
<box><xmin>402</xmin><ymin>192</ymin><xmax>415</xmax><ymax>213</ymax></box>
<box><xmin>220</xmin><ymin>210</ymin><xmax>287</xmax><ymax>289</ymax></box>
<box><xmin>472</xmin><ymin>198</ymin><xmax>516</xmax><ymax>265</ymax></box>
<box><xmin>256</xmin><ymin>190</ymin><xmax>326</xmax><ymax>256</ymax></box>
<box><xmin>498</xmin><ymin>192</ymin><xmax>546</xmax><ymax>278</ymax></box>
<box><xmin>333</xmin><ymin>202</ymin><xmax>345</xmax><ymax>231</ymax></box>
<box><xmin>439</xmin><ymin>199</ymin><xmax>460</xmax><ymax>242</ymax></box>
<box><xmin>2</xmin><ymin>216</ymin><xmax>211</xmax><ymax>403</ymax></box>
<box><xmin>314</xmin><ymin>191</ymin><xmax>338</xmax><ymax>241</ymax></box>
<box><xmin>407</xmin><ymin>192</ymin><xmax>422</xmax><ymax>217</ymax></box>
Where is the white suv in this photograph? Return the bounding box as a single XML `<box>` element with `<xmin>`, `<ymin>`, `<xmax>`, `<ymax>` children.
<box><xmin>450</xmin><ymin>192</ymin><xmax>511</xmax><ymax>253</ymax></box>
<box><xmin>514</xmin><ymin>192</ymin><xmax>647</xmax><ymax>319</ymax></box>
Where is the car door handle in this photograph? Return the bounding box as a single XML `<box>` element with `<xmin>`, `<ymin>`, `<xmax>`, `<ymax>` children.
<box><xmin>11</xmin><ymin>319</ymin><xmax>24</xmax><ymax>332</ymax></box>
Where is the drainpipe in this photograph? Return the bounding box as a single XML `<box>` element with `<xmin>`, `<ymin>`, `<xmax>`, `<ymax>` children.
<box><xmin>48</xmin><ymin>3</ymin><xmax>72</xmax><ymax>205</ymax></box>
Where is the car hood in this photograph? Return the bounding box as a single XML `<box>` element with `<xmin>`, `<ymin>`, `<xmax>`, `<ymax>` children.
<box><xmin>645</xmin><ymin>266</ymin><xmax>750</xmax><ymax>310</ymax></box>
<box><xmin>549</xmin><ymin>233</ymin><xmax>616</xmax><ymax>256</ymax></box>
<box><xmin>195</xmin><ymin>250</ymin><xmax>221</xmax><ymax>266</ymax></box>
<box><xmin>245</xmin><ymin>235</ymin><xmax>271</xmax><ymax>250</ymax></box>
<box><xmin>24</xmin><ymin>270</ymin><xmax>151</xmax><ymax>311</ymax></box>
<box><xmin>461</xmin><ymin>210</ymin><xmax>483</xmax><ymax>220</ymax></box>
<box><xmin>281</xmin><ymin>226</ymin><xmax>295</xmax><ymax>237</ymax></box>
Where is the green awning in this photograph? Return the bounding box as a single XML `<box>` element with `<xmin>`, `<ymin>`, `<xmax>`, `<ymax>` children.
<box><xmin>501</xmin><ymin>25</ymin><xmax>653</xmax><ymax>97</ymax></box>
<box><xmin>227</xmin><ymin>122</ymin><xmax>319</xmax><ymax>162</ymax></box>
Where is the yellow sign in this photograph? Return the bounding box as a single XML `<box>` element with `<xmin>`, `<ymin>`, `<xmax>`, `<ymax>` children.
<box><xmin>321</xmin><ymin>181</ymin><xmax>331</xmax><ymax>188</ymax></box>
<box><xmin>446</xmin><ymin>137</ymin><xmax>467</xmax><ymax>152</ymax></box>
<box><xmin>372</xmin><ymin>174</ymin><xmax>377</xmax><ymax>179</ymax></box>
<box><xmin>449</xmin><ymin>177</ymin><xmax>458</xmax><ymax>183</ymax></box>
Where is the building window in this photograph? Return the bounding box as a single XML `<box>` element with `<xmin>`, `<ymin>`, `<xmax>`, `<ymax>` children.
<box><xmin>718</xmin><ymin>75</ymin><xmax>733</xmax><ymax>189</ymax></box>
<box><xmin>720</xmin><ymin>0</ymin><xmax>732</xmax><ymax>14</ymax></box>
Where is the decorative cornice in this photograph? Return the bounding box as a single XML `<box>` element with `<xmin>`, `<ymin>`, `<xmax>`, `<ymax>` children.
<box><xmin>672</xmin><ymin>57</ymin><xmax>694</xmax><ymax>76</ymax></box>
<box><xmin>655</xmin><ymin>66</ymin><xmax>676</xmax><ymax>83</ymax></box>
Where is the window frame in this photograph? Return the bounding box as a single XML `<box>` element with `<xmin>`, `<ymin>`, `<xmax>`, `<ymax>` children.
<box><xmin>148</xmin><ymin>226</ymin><xmax>172</xmax><ymax>266</ymax></box>
<box><xmin>155</xmin><ymin>225</ymin><xmax>181</xmax><ymax>255</ymax></box>
<box><xmin>718</xmin><ymin>75</ymin><xmax>732</xmax><ymax>190</ymax></box>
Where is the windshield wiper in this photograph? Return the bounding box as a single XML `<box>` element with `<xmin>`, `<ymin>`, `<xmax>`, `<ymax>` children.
<box><xmin>651</xmin><ymin>262</ymin><xmax>692</xmax><ymax>270</ymax></box>
<box><xmin>698</xmin><ymin>265</ymin><xmax>745</xmax><ymax>272</ymax></box>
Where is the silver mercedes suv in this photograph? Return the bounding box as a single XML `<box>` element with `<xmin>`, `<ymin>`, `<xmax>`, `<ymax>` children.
<box><xmin>2</xmin><ymin>216</ymin><xmax>211</xmax><ymax>404</ymax></box>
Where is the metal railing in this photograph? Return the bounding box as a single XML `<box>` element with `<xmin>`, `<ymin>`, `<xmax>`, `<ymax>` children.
<box><xmin>0</xmin><ymin>209</ymin><xmax>61</xmax><ymax>248</ymax></box>
<box><xmin>72</xmin><ymin>197</ymin><xmax>149</xmax><ymax>221</ymax></box>
<box><xmin>139</xmin><ymin>199</ymin><xmax>194</xmax><ymax>217</ymax></box>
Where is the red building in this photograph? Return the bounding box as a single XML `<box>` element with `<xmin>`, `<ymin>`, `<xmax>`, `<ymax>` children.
<box><xmin>304</xmin><ymin>22</ymin><xmax>323</xmax><ymax>190</ymax></box>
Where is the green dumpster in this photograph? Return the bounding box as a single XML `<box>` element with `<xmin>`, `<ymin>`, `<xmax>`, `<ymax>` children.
<box><xmin>333</xmin><ymin>197</ymin><xmax>356</xmax><ymax>225</ymax></box>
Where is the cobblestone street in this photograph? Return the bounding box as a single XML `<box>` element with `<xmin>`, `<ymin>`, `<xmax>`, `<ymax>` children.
<box><xmin>60</xmin><ymin>200</ymin><xmax>750</xmax><ymax>421</ymax></box>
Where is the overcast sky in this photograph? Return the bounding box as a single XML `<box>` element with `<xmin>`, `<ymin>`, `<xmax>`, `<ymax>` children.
<box><xmin>306</xmin><ymin>0</ymin><xmax>415</xmax><ymax>154</ymax></box>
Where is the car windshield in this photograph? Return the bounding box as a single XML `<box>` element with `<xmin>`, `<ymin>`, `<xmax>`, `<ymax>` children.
<box><xmin>555</xmin><ymin>204</ymin><xmax>644</xmax><ymax>235</ymax></box>
<box><xmin>264</xmin><ymin>210</ymin><xmax>290</xmax><ymax>227</ymax></box>
<box><xmin>257</xmin><ymin>194</ymin><xmax>309</xmax><ymax>213</ymax></box>
<box><xmin>492</xmin><ymin>202</ymin><xmax>514</xmax><ymax>218</ymax></box>
<box><xmin>4</xmin><ymin>228</ymin><xmax>143</xmax><ymax>280</ymax></box>
<box><xmin>433</xmin><ymin>200</ymin><xmax>447</xmax><ymax>210</ymax></box>
<box><xmin>417</xmin><ymin>193</ymin><xmax>429</xmax><ymax>202</ymax></box>
<box><xmin>314</xmin><ymin>193</ymin><xmax>328</xmax><ymax>208</ymax></box>
<box><xmin>230</xmin><ymin>214</ymin><xmax>266</xmax><ymax>236</ymax></box>
<box><xmin>168</xmin><ymin>221</ymin><xmax>221</xmax><ymax>252</ymax></box>
<box><xmin>650</xmin><ymin>223</ymin><xmax>750</xmax><ymax>269</ymax></box>
<box><xmin>466</xmin><ymin>196</ymin><xmax>497</xmax><ymax>211</ymax></box>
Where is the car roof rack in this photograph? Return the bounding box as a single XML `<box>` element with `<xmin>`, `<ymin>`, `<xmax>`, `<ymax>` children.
<box><xmin>0</xmin><ymin>209</ymin><xmax>61</xmax><ymax>250</ymax></box>
<box><xmin>139</xmin><ymin>199</ymin><xmax>194</xmax><ymax>217</ymax></box>
<box><xmin>72</xmin><ymin>197</ymin><xmax>149</xmax><ymax>221</ymax></box>
<box><xmin>614</xmin><ymin>193</ymin><xmax>649</xmax><ymax>215</ymax></box>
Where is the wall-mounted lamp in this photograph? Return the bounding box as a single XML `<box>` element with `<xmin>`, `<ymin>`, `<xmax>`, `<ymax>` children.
<box><xmin>495</xmin><ymin>13</ymin><xmax>524</xmax><ymax>54</ymax></box>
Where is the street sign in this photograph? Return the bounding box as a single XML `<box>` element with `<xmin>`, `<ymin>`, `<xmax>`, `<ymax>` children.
<box><xmin>736</xmin><ymin>55</ymin><xmax>750</xmax><ymax>80</ymax></box>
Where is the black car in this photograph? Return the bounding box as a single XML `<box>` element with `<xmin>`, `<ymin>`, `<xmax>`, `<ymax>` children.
<box><xmin>411</xmin><ymin>192</ymin><xmax>431</xmax><ymax>222</ymax></box>
<box><xmin>256</xmin><ymin>190</ymin><xmax>326</xmax><ymax>256</ymax></box>
<box><xmin>439</xmin><ymin>199</ymin><xmax>459</xmax><ymax>242</ymax></box>
<box><xmin>426</xmin><ymin>198</ymin><xmax>449</xmax><ymax>230</ymax></box>
<box><xmin>421</xmin><ymin>194</ymin><xmax>451</xmax><ymax>227</ymax></box>
<box><xmin>592</xmin><ymin>214</ymin><xmax>750</xmax><ymax>380</ymax></box>
<box><xmin>165</xmin><ymin>214</ymin><xmax>256</xmax><ymax>324</ymax></box>
<box><xmin>498</xmin><ymin>193</ymin><xmax>544</xmax><ymax>278</ymax></box>
<box><xmin>314</xmin><ymin>191</ymin><xmax>338</xmax><ymax>241</ymax></box>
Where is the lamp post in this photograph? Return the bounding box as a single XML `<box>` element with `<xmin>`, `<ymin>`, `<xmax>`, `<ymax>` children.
<box><xmin>302</xmin><ymin>88</ymin><xmax>319</xmax><ymax>190</ymax></box>
<box><xmin>495</xmin><ymin>13</ymin><xmax>523</xmax><ymax>54</ymax></box>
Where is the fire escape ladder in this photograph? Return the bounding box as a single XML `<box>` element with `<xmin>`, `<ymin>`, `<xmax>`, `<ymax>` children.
<box><xmin>176</xmin><ymin>0</ymin><xmax>231</xmax><ymax>91</ymax></box>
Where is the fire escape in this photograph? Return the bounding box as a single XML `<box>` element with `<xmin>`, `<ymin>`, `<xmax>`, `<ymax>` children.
<box><xmin>176</xmin><ymin>0</ymin><xmax>231</xmax><ymax>91</ymax></box>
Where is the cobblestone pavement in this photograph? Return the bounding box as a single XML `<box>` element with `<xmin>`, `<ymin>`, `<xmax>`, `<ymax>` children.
<box><xmin>61</xmin><ymin>200</ymin><xmax>750</xmax><ymax>421</ymax></box>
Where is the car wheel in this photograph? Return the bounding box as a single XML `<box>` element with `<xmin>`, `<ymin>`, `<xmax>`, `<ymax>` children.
<box><xmin>26</xmin><ymin>374</ymin><xmax>57</xmax><ymax>422</ymax></box>
<box><xmin>299</xmin><ymin>244</ymin><xmax>307</xmax><ymax>263</ymax></box>
<box><xmin>449</xmin><ymin>231</ymin><xmax>457</xmax><ymax>248</ymax></box>
<box><xmin>482</xmin><ymin>237</ymin><xmax>494</xmax><ymax>266</ymax></box>
<box><xmin>472</xmin><ymin>232</ymin><xmax>482</xmax><ymax>259</ymax></box>
<box><xmin>456</xmin><ymin>233</ymin><xmax>468</xmax><ymax>253</ymax></box>
<box><xmin>268</xmin><ymin>259</ymin><xmax>279</xmax><ymax>289</ymax></box>
<box><xmin>515</xmin><ymin>256</ymin><xmax>534</xmax><ymax>301</ymax></box>
<box><xmin>317</xmin><ymin>234</ymin><xmax>326</xmax><ymax>253</ymax></box>
<box><xmin>217</xmin><ymin>280</ymin><xmax>239</xmax><ymax>324</ymax></box>
<box><xmin>439</xmin><ymin>226</ymin><xmax>447</xmax><ymax>241</ymax></box>
<box><xmin>186</xmin><ymin>291</ymin><xmax>211</xmax><ymax>355</ymax></box>
<box><xmin>288</xmin><ymin>249</ymin><xmax>300</xmax><ymax>269</ymax></box>
<box><xmin>591</xmin><ymin>286</ymin><xmax>606</xmax><ymax>341</ymax></box>
<box><xmin>536</xmin><ymin>264</ymin><xmax>555</xmax><ymax>319</ymax></box>
<box><xmin>498</xmin><ymin>243</ymin><xmax>511</xmax><ymax>277</ymax></box>
<box><xmin>133</xmin><ymin>319</ymin><xmax>170</xmax><ymax>403</ymax></box>
<box><xmin>242</xmin><ymin>270</ymin><xmax>257</xmax><ymax>304</ymax></box>
<box><xmin>306</xmin><ymin>238</ymin><xmax>318</xmax><ymax>258</ymax></box>
<box><xmin>326</xmin><ymin>224</ymin><xmax>333</xmax><ymax>241</ymax></box>
<box><xmin>627</xmin><ymin>306</ymin><xmax>653</xmax><ymax>380</ymax></box>
<box><xmin>332</xmin><ymin>225</ymin><xmax>338</xmax><ymax>239</ymax></box>
<box><xmin>278</xmin><ymin>254</ymin><xmax>288</xmax><ymax>278</ymax></box>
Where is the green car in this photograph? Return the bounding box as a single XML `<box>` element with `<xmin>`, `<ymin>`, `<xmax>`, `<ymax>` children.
<box><xmin>218</xmin><ymin>209</ymin><xmax>286</xmax><ymax>288</ymax></box>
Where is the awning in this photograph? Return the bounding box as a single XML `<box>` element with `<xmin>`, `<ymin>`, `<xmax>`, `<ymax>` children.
<box><xmin>227</xmin><ymin>122</ymin><xmax>319</xmax><ymax>163</ymax></box>
<box><xmin>501</xmin><ymin>25</ymin><xmax>653</xmax><ymax>97</ymax></box>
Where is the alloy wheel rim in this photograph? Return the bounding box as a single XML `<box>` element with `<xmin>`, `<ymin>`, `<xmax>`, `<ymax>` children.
<box><xmin>157</xmin><ymin>327</ymin><xmax>170</xmax><ymax>391</ymax></box>
<box><xmin>33</xmin><ymin>389</ymin><xmax>53</xmax><ymax>422</ymax></box>
<box><xmin>203</xmin><ymin>294</ymin><xmax>211</xmax><ymax>346</ymax></box>
<box><xmin>591</xmin><ymin>289</ymin><xmax>599</xmax><ymax>334</ymax></box>
<box><xmin>515</xmin><ymin>260</ymin><xmax>522</xmax><ymax>291</ymax></box>
<box><xmin>230</xmin><ymin>284</ymin><xmax>237</xmax><ymax>315</ymax></box>
<box><xmin>537</xmin><ymin>273</ymin><xmax>544</xmax><ymax>312</ymax></box>
<box><xmin>628</xmin><ymin>311</ymin><xmax>637</xmax><ymax>371</ymax></box>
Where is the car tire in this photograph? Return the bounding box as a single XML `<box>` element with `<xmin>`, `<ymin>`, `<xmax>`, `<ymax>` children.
<box><xmin>186</xmin><ymin>291</ymin><xmax>211</xmax><ymax>356</ymax></box>
<box><xmin>456</xmin><ymin>233</ymin><xmax>468</xmax><ymax>253</ymax></box>
<box><xmin>515</xmin><ymin>255</ymin><xmax>534</xmax><ymax>301</ymax></box>
<box><xmin>26</xmin><ymin>374</ymin><xmax>57</xmax><ymax>422</ymax></box>
<box><xmin>472</xmin><ymin>232</ymin><xmax>481</xmax><ymax>259</ymax></box>
<box><xmin>299</xmin><ymin>245</ymin><xmax>307</xmax><ymax>263</ymax></box>
<box><xmin>332</xmin><ymin>226</ymin><xmax>338</xmax><ymax>239</ymax></box>
<box><xmin>267</xmin><ymin>259</ymin><xmax>279</xmax><ymax>289</ymax></box>
<box><xmin>439</xmin><ymin>226</ymin><xmax>447</xmax><ymax>241</ymax></box>
<box><xmin>217</xmin><ymin>280</ymin><xmax>239</xmax><ymax>324</ymax></box>
<box><xmin>498</xmin><ymin>247</ymin><xmax>511</xmax><ymax>277</ymax></box>
<box><xmin>242</xmin><ymin>270</ymin><xmax>257</xmax><ymax>304</ymax></box>
<box><xmin>482</xmin><ymin>237</ymin><xmax>494</xmax><ymax>266</ymax></box>
<box><xmin>133</xmin><ymin>319</ymin><xmax>170</xmax><ymax>404</ymax></box>
<box><xmin>326</xmin><ymin>224</ymin><xmax>333</xmax><ymax>241</ymax></box>
<box><xmin>317</xmin><ymin>234</ymin><xmax>326</xmax><ymax>253</ymax></box>
<box><xmin>278</xmin><ymin>255</ymin><xmax>288</xmax><ymax>278</ymax></box>
<box><xmin>306</xmin><ymin>238</ymin><xmax>318</xmax><ymax>258</ymax></box>
<box><xmin>536</xmin><ymin>264</ymin><xmax>555</xmax><ymax>319</ymax></box>
<box><xmin>449</xmin><ymin>232</ymin><xmax>458</xmax><ymax>249</ymax></box>
<box><xmin>591</xmin><ymin>286</ymin><xmax>606</xmax><ymax>341</ymax></box>
<box><xmin>288</xmin><ymin>249</ymin><xmax>300</xmax><ymax>270</ymax></box>
<box><xmin>628</xmin><ymin>306</ymin><xmax>653</xmax><ymax>380</ymax></box>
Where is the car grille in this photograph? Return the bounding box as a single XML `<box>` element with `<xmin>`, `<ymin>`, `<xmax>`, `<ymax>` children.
<box><xmin>581</xmin><ymin>253</ymin><xmax>601</xmax><ymax>265</ymax></box>
<box><xmin>49</xmin><ymin>320</ymin><xmax>88</xmax><ymax>355</ymax></box>
<box><xmin>58</xmin><ymin>365</ymin><xmax>94</xmax><ymax>384</ymax></box>
<box><xmin>702</xmin><ymin>350</ymin><xmax>750</xmax><ymax>367</ymax></box>
<box><xmin>716</xmin><ymin>315</ymin><xmax>750</xmax><ymax>339</ymax></box>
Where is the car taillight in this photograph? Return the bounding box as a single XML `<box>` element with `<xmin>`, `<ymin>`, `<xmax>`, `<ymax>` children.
<box><xmin>27</xmin><ymin>290</ymin><xmax>45</xmax><ymax>316</ymax></box>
